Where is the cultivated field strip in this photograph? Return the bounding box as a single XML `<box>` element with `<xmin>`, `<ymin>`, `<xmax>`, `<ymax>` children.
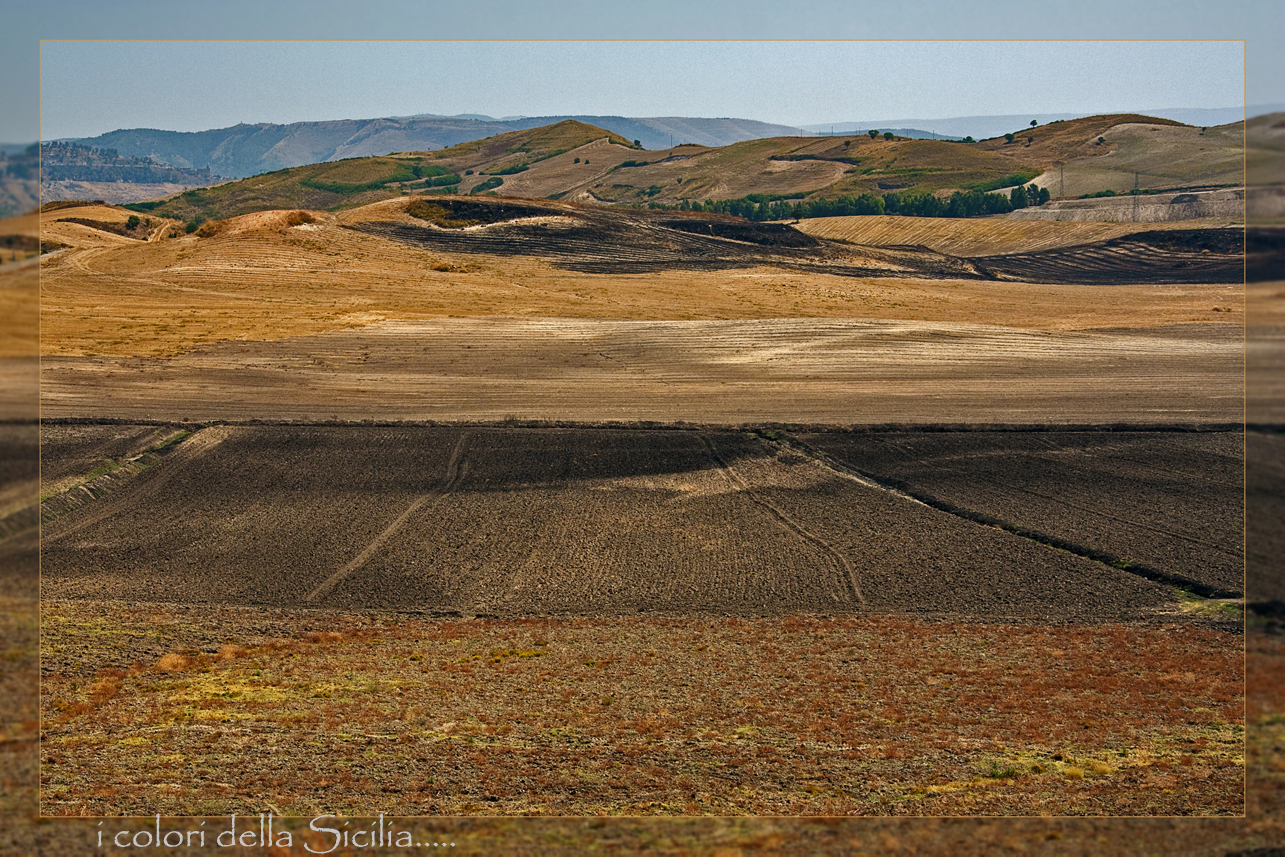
<box><xmin>702</xmin><ymin>433</ymin><xmax>864</xmax><ymax>605</ymax></box>
<box><xmin>40</xmin><ymin>426</ymin><xmax>466</xmax><ymax>605</ymax></box>
<box><xmin>972</xmin><ymin>231</ymin><xmax>1244</xmax><ymax>285</ymax></box>
<box><xmin>39</xmin><ymin>425</ymin><xmax>1179</xmax><ymax>619</ymax></box>
<box><xmin>305</xmin><ymin>431</ymin><xmax>472</xmax><ymax>602</ymax></box>
<box><xmin>791</xmin><ymin>215</ymin><xmax>1215</xmax><ymax>257</ymax></box>
<box><xmin>799</xmin><ymin>431</ymin><xmax>1245</xmax><ymax>596</ymax></box>
<box><xmin>327</xmin><ymin>429</ymin><xmax>856</xmax><ymax>614</ymax></box>
<box><xmin>698</xmin><ymin>434</ymin><xmax>1176</xmax><ymax>618</ymax></box>
<box><xmin>39</xmin><ymin>319</ymin><xmax>1243</xmax><ymax>424</ymax></box>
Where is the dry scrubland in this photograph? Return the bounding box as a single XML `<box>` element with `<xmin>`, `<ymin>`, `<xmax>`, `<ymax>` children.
<box><xmin>40</xmin><ymin>603</ymin><xmax>1244</xmax><ymax>818</ymax></box>
<box><xmin>28</xmin><ymin>185</ymin><xmax>1255</xmax><ymax>828</ymax></box>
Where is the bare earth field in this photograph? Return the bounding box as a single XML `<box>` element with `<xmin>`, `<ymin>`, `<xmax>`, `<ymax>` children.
<box><xmin>41</xmin><ymin>425</ymin><xmax>1202</xmax><ymax>621</ymax></box>
<box><xmin>39</xmin><ymin>319</ymin><xmax>1242</xmax><ymax>424</ymax></box>
<box><xmin>796</xmin><ymin>430</ymin><xmax>1244</xmax><ymax>597</ymax></box>
<box><xmin>28</xmin><ymin>194</ymin><xmax>1256</xmax><ymax>830</ymax></box>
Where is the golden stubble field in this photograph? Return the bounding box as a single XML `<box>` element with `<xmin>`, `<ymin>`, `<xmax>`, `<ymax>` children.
<box><xmin>37</xmin><ymin>204</ymin><xmax>1242</xmax><ymax>359</ymax></box>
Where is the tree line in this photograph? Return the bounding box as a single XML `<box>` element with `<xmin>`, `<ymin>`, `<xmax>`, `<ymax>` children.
<box><xmin>647</xmin><ymin>183</ymin><xmax>1052</xmax><ymax>221</ymax></box>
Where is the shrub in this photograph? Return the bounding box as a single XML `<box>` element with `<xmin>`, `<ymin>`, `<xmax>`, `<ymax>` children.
<box><xmin>125</xmin><ymin>215</ymin><xmax>141</xmax><ymax>230</ymax></box>
<box><xmin>469</xmin><ymin>176</ymin><xmax>503</xmax><ymax>194</ymax></box>
<box><xmin>883</xmin><ymin>131</ymin><xmax>894</xmax><ymax>141</ymax></box>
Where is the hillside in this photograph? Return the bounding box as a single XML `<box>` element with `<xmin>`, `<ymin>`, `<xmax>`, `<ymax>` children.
<box><xmin>39</xmin><ymin>141</ymin><xmax>223</xmax><ymax>205</ymax></box>
<box><xmin>69</xmin><ymin>115</ymin><xmax>804</xmax><ymax>179</ymax></box>
<box><xmin>0</xmin><ymin>144</ymin><xmax>38</xmax><ymax>218</ymax></box>
<box><xmin>114</xmin><ymin>114</ymin><xmax>1243</xmax><ymax>225</ymax></box>
<box><xmin>122</xmin><ymin>121</ymin><xmax>638</xmax><ymax>223</ymax></box>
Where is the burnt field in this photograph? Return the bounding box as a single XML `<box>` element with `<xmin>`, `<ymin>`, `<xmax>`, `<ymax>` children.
<box><xmin>972</xmin><ymin>229</ymin><xmax>1245</xmax><ymax>285</ymax></box>
<box><xmin>347</xmin><ymin>198</ymin><xmax>1242</xmax><ymax>284</ymax></box>
<box><xmin>795</xmin><ymin>430</ymin><xmax>1244</xmax><ymax>598</ymax></box>
<box><xmin>40</xmin><ymin>423</ymin><xmax>1238</xmax><ymax>624</ymax></box>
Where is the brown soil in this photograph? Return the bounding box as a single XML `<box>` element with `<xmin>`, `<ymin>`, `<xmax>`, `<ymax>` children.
<box><xmin>40</xmin><ymin>425</ymin><xmax>1194</xmax><ymax>621</ymax></box>
<box><xmin>38</xmin><ymin>319</ymin><xmax>1242</xmax><ymax>425</ymax></box>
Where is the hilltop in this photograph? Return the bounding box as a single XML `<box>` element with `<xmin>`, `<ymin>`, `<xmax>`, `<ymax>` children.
<box><xmin>68</xmin><ymin>115</ymin><xmax>803</xmax><ymax>179</ymax></box>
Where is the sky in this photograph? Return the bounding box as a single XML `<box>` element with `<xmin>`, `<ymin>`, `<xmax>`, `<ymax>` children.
<box><xmin>2</xmin><ymin>0</ymin><xmax>1283</xmax><ymax>143</ymax></box>
<box><xmin>39</xmin><ymin>41</ymin><xmax>1246</xmax><ymax>141</ymax></box>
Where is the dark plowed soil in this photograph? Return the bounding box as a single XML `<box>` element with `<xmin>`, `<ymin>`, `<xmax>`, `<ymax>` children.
<box><xmin>351</xmin><ymin>197</ymin><xmax>1243</xmax><ymax>283</ymax></box>
<box><xmin>799</xmin><ymin>430</ymin><xmax>1244</xmax><ymax>596</ymax></box>
<box><xmin>38</xmin><ymin>423</ymin><xmax>172</xmax><ymax>487</ymax></box>
<box><xmin>0</xmin><ymin>423</ymin><xmax>38</xmax><ymax>597</ymax></box>
<box><xmin>973</xmin><ymin>229</ymin><xmax>1244</xmax><ymax>285</ymax></box>
<box><xmin>40</xmin><ymin>425</ymin><xmax>1182</xmax><ymax>621</ymax></box>
<box><xmin>1247</xmin><ymin>226</ymin><xmax>1285</xmax><ymax>283</ymax></box>
<box><xmin>349</xmin><ymin>213</ymin><xmax>883</xmax><ymax>277</ymax></box>
<box><xmin>659</xmin><ymin>218</ymin><xmax>820</xmax><ymax>247</ymax></box>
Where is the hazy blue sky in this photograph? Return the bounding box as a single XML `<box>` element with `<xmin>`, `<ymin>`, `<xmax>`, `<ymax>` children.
<box><xmin>40</xmin><ymin>41</ymin><xmax>1245</xmax><ymax>140</ymax></box>
<box><xmin>3</xmin><ymin>0</ymin><xmax>1283</xmax><ymax>142</ymax></box>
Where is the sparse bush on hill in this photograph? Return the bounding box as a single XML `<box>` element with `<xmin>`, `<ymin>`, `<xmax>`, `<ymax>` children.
<box><xmin>469</xmin><ymin>177</ymin><xmax>503</xmax><ymax>195</ymax></box>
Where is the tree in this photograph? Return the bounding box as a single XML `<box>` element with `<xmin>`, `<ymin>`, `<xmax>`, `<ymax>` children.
<box><xmin>126</xmin><ymin>215</ymin><xmax>140</xmax><ymax>230</ymax></box>
<box><xmin>1005</xmin><ymin>133</ymin><xmax>1015</xmax><ymax>144</ymax></box>
<box><xmin>964</xmin><ymin>136</ymin><xmax>975</xmax><ymax>143</ymax></box>
<box><xmin>1097</xmin><ymin>137</ymin><xmax>1105</xmax><ymax>145</ymax></box>
<box><xmin>633</xmin><ymin>139</ymin><xmax>641</xmax><ymax>147</ymax></box>
<box><xmin>1030</xmin><ymin>119</ymin><xmax>1038</xmax><ymax>128</ymax></box>
<box><xmin>868</xmin><ymin>130</ymin><xmax>879</xmax><ymax>139</ymax></box>
<box><xmin>1010</xmin><ymin>184</ymin><xmax>1029</xmax><ymax>209</ymax></box>
<box><xmin>883</xmin><ymin>132</ymin><xmax>894</xmax><ymax>141</ymax></box>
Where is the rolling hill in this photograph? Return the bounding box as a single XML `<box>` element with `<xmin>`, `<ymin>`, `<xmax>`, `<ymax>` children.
<box><xmin>68</xmin><ymin>115</ymin><xmax>804</xmax><ymax>179</ymax></box>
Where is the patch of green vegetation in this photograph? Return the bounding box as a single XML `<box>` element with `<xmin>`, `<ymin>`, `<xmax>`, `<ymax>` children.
<box><xmin>483</xmin><ymin>163</ymin><xmax>529</xmax><ymax>176</ymax></box>
<box><xmin>469</xmin><ymin>177</ymin><xmax>503</xmax><ymax>195</ymax></box>
<box><xmin>300</xmin><ymin>164</ymin><xmax>419</xmax><ymax>194</ymax></box>
<box><xmin>967</xmin><ymin>170</ymin><xmax>1040</xmax><ymax>192</ymax></box>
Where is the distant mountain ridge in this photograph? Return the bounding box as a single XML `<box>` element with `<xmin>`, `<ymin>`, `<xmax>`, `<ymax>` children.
<box><xmin>69</xmin><ymin>115</ymin><xmax>805</xmax><ymax>179</ymax></box>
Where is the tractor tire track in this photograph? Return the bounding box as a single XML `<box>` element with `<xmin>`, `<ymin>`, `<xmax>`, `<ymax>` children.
<box><xmin>307</xmin><ymin>431</ymin><xmax>470</xmax><ymax>602</ymax></box>
<box><xmin>701</xmin><ymin>433</ymin><xmax>864</xmax><ymax>607</ymax></box>
<box><xmin>41</xmin><ymin>426</ymin><xmax>236</xmax><ymax>545</ymax></box>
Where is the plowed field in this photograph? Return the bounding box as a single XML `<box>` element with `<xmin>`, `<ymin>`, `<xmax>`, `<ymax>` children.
<box><xmin>41</xmin><ymin>424</ymin><xmax>1211</xmax><ymax>622</ymax></box>
<box><xmin>797</xmin><ymin>430</ymin><xmax>1244</xmax><ymax>597</ymax></box>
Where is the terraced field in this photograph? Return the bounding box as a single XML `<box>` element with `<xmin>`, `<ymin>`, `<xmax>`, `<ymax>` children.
<box><xmin>42</xmin><ymin>423</ymin><xmax>1212</xmax><ymax>622</ymax></box>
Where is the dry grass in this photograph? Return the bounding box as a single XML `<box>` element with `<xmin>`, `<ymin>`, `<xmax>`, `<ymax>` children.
<box><xmin>38</xmin><ymin>203</ymin><xmax>1243</xmax><ymax>358</ymax></box>
<box><xmin>40</xmin><ymin>599</ymin><xmax>1244</xmax><ymax>818</ymax></box>
<box><xmin>793</xmin><ymin>214</ymin><xmax>1238</xmax><ymax>257</ymax></box>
